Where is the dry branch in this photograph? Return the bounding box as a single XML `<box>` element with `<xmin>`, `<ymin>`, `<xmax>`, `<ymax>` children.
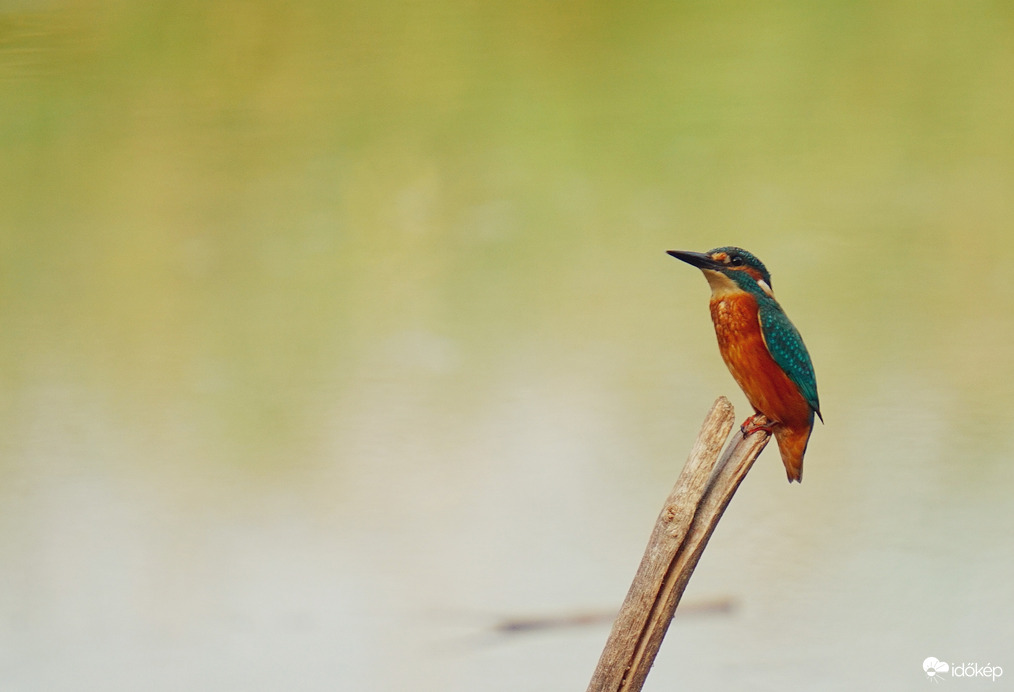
<box><xmin>587</xmin><ymin>397</ymin><xmax>771</xmax><ymax>692</ymax></box>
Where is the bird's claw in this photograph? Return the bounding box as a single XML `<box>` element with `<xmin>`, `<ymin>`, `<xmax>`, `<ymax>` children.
<box><xmin>740</xmin><ymin>413</ymin><xmax>776</xmax><ymax>436</ymax></box>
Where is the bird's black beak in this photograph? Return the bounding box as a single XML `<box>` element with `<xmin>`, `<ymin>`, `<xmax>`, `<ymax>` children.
<box><xmin>667</xmin><ymin>250</ymin><xmax>719</xmax><ymax>270</ymax></box>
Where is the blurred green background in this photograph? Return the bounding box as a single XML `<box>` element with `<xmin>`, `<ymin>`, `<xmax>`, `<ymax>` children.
<box><xmin>1</xmin><ymin>2</ymin><xmax>1013</xmax><ymax>690</ymax></box>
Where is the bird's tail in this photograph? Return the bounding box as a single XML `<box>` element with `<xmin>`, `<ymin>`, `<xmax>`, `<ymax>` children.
<box><xmin>773</xmin><ymin>424</ymin><xmax>812</xmax><ymax>483</ymax></box>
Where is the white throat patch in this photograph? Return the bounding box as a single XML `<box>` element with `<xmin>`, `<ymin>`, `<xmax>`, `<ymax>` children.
<box><xmin>701</xmin><ymin>269</ymin><xmax>774</xmax><ymax>300</ymax></box>
<box><xmin>702</xmin><ymin>269</ymin><xmax>744</xmax><ymax>298</ymax></box>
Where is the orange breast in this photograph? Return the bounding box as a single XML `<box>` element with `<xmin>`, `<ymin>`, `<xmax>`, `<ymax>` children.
<box><xmin>709</xmin><ymin>294</ymin><xmax>812</xmax><ymax>428</ymax></box>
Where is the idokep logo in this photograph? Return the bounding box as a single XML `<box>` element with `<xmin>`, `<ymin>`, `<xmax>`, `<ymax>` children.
<box><xmin>924</xmin><ymin>657</ymin><xmax>949</xmax><ymax>678</ymax></box>
<box><xmin>924</xmin><ymin>656</ymin><xmax>1004</xmax><ymax>682</ymax></box>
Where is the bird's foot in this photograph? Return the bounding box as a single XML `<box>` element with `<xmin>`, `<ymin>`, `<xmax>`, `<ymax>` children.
<box><xmin>740</xmin><ymin>413</ymin><xmax>777</xmax><ymax>436</ymax></box>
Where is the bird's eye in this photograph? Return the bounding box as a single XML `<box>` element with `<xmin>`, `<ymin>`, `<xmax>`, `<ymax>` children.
<box><xmin>729</xmin><ymin>256</ymin><xmax>743</xmax><ymax>266</ymax></box>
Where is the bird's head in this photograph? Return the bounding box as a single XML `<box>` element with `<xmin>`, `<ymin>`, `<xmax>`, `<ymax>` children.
<box><xmin>667</xmin><ymin>246</ymin><xmax>774</xmax><ymax>299</ymax></box>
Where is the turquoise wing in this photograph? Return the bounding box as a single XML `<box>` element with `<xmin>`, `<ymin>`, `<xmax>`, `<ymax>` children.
<box><xmin>757</xmin><ymin>299</ymin><xmax>822</xmax><ymax>419</ymax></box>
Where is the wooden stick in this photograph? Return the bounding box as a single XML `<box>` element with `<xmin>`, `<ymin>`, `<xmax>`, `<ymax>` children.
<box><xmin>488</xmin><ymin>597</ymin><xmax>735</xmax><ymax>635</ymax></box>
<box><xmin>587</xmin><ymin>397</ymin><xmax>772</xmax><ymax>692</ymax></box>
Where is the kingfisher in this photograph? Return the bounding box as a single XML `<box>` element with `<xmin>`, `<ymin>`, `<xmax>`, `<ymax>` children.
<box><xmin>668</xmin><ymin>247</ymin><xmax>821</xmax><ymax>482</ymax></box>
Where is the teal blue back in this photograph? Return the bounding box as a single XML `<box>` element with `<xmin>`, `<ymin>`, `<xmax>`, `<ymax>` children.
<box><xmin>731</xmin><ymin>270</ymin><xmax>821</xmax><ymax>418</ymax></box>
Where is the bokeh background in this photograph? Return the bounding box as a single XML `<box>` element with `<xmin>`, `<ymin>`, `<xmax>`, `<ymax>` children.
<box><xmin>2</xmin><ymin>2</ymin><xmax>1013</xmax><ymax>690</ymax></box>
